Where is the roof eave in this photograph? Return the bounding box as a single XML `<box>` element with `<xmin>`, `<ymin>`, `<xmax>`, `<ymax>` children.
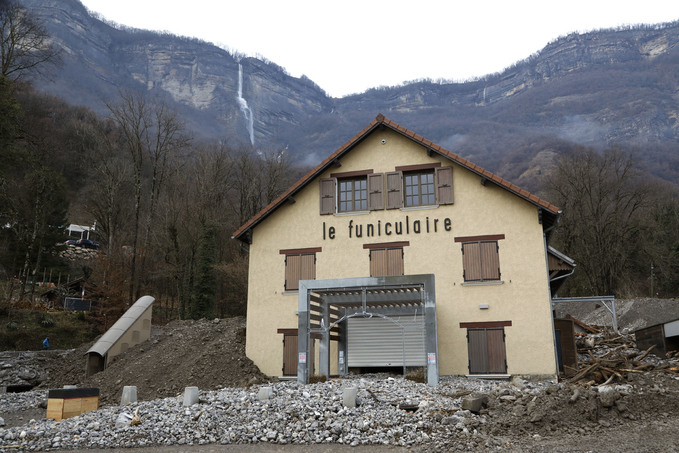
<box><xmin>232</xmin><ymin>118</ymin><xmax>384</xmax><ymax>242</ymax></box>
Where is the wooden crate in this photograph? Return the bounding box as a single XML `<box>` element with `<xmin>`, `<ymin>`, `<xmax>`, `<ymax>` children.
<box><xmin>46</xmin><ymin>388</ymin><xmax>100</xmax><ymax>421</ymax></box>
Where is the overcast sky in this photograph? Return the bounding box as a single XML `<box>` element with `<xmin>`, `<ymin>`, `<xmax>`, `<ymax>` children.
<box><xmin>79</xmin><ymin>0</ymin><xmax>679</xmax><ymax>98</ymax></box>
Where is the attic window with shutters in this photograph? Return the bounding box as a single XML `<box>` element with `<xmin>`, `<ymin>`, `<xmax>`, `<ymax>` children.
<box><xmin>386</xmin><ymin>164</ymin><xmax>454</xmax><ymax>209</ymax></box>
<box><xmin>455</xmin><ymin>235</ymin><xmax>505</xmax><ymax>284</ymax></box>
<box><xmin>280</xmin><ymin>247</ymin><xmax>321</xmax><ymax>291</ymax></box>
<box><xmin>320</xmin><ymin>170</ymin><xmax>384</xmax><ymax>214</ymax></box>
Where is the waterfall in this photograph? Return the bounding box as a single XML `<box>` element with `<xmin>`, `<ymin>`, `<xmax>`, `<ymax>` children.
<box><xmin>236</xmin><ymin>63</ymin><xmax>255</xmax><ymax>145</ymax></box>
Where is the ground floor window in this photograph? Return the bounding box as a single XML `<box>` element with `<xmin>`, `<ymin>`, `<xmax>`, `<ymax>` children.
<box><xmin>277</xmin><ymin>329</ymin><xmax>315</xmax><ymax>376</ymax></box>
<box><xmin>461</xmin><ymin>322</ymin><xmax>511</xmax><ymax>374</ymax></box>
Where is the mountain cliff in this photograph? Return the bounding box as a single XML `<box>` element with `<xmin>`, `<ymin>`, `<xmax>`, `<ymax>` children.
<box><xmin>20</xmin><ymin>0</ymin><xmax>679</xmax><ymax>188</ymax></box>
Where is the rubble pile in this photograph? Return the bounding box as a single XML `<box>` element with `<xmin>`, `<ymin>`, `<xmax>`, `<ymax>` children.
<box><xmin>0</xmin><ymin>376</ymin><xmax>564</xmax><ymax>452</ymax></box>
<box><xmin>565</xmin><ymin>327</ymin><xmax>679</xmax><ymax>385</ymax></box>
<box><xmin>0</xmin><ymin>351</ymin><xmax>70</xmax><ymax>390</ymax></box>
<box><xmin>1</xmin><ymin>317</ymin><xmax>679</xmax><ymax>451</ymax></box>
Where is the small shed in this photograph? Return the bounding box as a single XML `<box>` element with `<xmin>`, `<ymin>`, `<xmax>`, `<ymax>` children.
<box><xmin>635</xmin><ymin>319</ymin><xmax>679</xmax><ymax>358</ymax></box>
<box><xmin>85</xmin><ymin>296</ymin><xmax>155</xmax><ymax>377</ymax></box>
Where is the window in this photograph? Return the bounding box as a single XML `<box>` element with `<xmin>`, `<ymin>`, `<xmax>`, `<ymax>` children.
<box><xmin>339</xmin><ymin>178</ymin><xmax>367</xmax><ymax>212</ymax></box>
<box><xmin>466</xmin><ymin>327</ymin><xmax>507</xmax><ymax>374</ymax></box>
<box><xmin>280</xmin><ymin>247</ymin><xmax>321</xmax><ymax>291</ymax></box>
<box><xmin>456</xmin><ymin>234</ymin><xmax>505</xmax><ymax>282</ymax></box>
<box><xmin>404</xmin><ymin>171</ymin><xmax>435</xmax><ymax>207</ymax></box>
<box><xmin>364</xmin><ymin>242</ymin><xmax>408</xmax><ymax>277</ymax></box>
<box><xmin>320</xmin><ymin>165</ymin><xmax>452</xmax><ymax>213</ymax></box>
<box><xmin>387</xmin><ymin>165</ymin><xmax>453</xmax><ymax>209</ymax></box>
<box><xmin>320</xmin><ymin>171</ymin><xmax>383</xmax><ymax>214</ymax></box>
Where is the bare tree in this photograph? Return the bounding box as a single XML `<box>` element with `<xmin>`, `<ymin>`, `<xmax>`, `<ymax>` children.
<box><xmin>544</xmin><ymin>147</ymin><xmax>651</xmax><ymax>296</ymax></box>
<box><xmin>106</xmin><ymin>91</ymin><xmax>189</xmax><ymax>303</ymax></box>
<box><xmin>0</xmin><ymin>0</ymin><xmax>59</xmax><ymax>81</ymax></box>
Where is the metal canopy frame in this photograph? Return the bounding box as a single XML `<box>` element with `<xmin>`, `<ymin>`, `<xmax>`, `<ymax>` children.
<box><xmin>552</xmin><ymin>296</ymin><xmax>617</xmax><ymax>333</ymax></box>
<box><xmin>297</xmin><ymin>274</ymin><xmax>439</xmax><ymax>386</ymax></box>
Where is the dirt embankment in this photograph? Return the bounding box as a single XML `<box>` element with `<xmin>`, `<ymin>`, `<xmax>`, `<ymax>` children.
<box><xmin>36</xmin><ymin>317</ymin><xmax>268</xmax><ymax>405</ymax></box>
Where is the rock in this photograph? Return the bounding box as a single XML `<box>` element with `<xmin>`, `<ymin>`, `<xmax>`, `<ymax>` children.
<box><xmin>461</xmin><ymin>394</ymin><xmax>488</xmax><ymax>413</ymax></box>
<box><xmin>442</xmin><ymin>416</ymin><xmax>463</xmax><ymax>425</ymax></box>
<box><xmin>511</xmin><ymin>376</ymin><xmax>527</xmax><ymax>389</ymax></box>
<box><xmin>598</xmin><ymin>386</ymin><xmax>621</xmax><ymax>408</ymax></box>
<box><xmin>115</xmin><ymin>413</ymin><xmax>133</xmax><ymax>428</ymax></box>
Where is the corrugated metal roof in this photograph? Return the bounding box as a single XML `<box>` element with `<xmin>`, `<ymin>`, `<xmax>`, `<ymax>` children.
<box><xmin>86</xmin><ymin>296</ymin><xmax>155</xmax><ymax>357</ymax></box>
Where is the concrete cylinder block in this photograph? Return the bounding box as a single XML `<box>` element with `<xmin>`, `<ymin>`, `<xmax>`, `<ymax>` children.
<box><xmin>120</xmin><ymin>386</ymin><xmax>137</xmax><ymax>405</ymax></box>
<box><xmin>183</xmin><ymin>386</ymin><xmax>199</xmax><ymax>406</ymax></box>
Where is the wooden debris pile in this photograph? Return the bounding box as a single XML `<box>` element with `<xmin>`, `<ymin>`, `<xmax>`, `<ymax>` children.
<box><xmin>564</xmin><ymin>327</ymin><xmax>679</xmax><ymax>385</ymax></box>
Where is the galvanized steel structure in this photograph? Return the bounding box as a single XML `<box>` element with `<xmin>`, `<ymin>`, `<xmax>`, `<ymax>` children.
<box><xmin>297</xmin><ymin>274</ymin><xmax>439</xmax><ymax>386</ymax></box>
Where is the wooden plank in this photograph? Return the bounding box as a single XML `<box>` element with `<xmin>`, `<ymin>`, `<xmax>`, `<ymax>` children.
<box><xmin>80</xmin><ymin>396</ymin><xmax>99</xmax><ymax>413</ymax></box>
<box><xmin>63</xmin><ymin>398</ymin><xmax>83</xmax><ymax>419</ymax></box>
<box><xmin>46</xmin><ymin>398</ymin><xmax>64</xmax><ymax>421</ymax></box>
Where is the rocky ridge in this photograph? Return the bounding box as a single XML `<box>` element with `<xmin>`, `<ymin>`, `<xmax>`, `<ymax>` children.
<box><xmin>18</xmin><ymin>0</ymin><xmax>679</xmax><ymax>186</ymax></box>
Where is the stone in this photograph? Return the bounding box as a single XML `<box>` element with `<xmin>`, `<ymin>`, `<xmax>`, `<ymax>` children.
<box><xmin>511</xmin><ymin>376</ymin><xmax>527</xmax><ymax>389</ymax></box>
<box><xmin>461</xmin><ymin>395</ymin><xmax>487</xmax><ymax>413</ymax></box>
<box><xmin>441</xmin><ymin>416</ymin><xmax>463</xmax><ymax>425</ymax></box>
<box><xmin>597</xmin><ymin>386</ymin><xmax>621</xmax><ymax>408</ymax></box>
<box><xmin>115</xmin><ymin>413</ymin><xmax>133</xmax><ymax>428</ymax></box>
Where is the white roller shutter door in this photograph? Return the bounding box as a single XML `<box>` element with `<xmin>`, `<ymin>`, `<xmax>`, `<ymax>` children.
<box><xmin>347</xmin><ymin>315</ymin><xmax>425</xmax><ymax>367</ymax></box>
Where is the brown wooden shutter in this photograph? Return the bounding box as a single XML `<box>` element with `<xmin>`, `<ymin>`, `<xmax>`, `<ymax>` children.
<box><xmin>467</xmin><ymin>329</ymin><xmax>488</xmax><ymax>374</ymax></box>
<box><xmin>385</xmin><ymin>171</ymin><xmax>403</xmax><ymax>209</ymax></box>
<box><xmin>435</xmin><ymin>166</ymin><xmax>454</xmax><ymax>205</ymax></box>
<box><xmin>480</xmin><ymin>241</ymin><xmax>500</xmax><ymax>280</ymax></box>
<box><xmin>462</xmin><ymin>242</ymin><xmax>482</xmax><ymax>281</ymax></box>
<box><xmin>367</xmin><ymin>173</ymin><xmax>384</xmax><ymax>210</ymax></box>
<box><xmin>486</xmin><ymin>328</ymin><xmax>507</xmax><ymax>373</ymax></box>
<box><xmin>370</xmin><ymin>248</ymin><xmax>404</xmax><ymax>277</ymax></box>
<box><xmin>387</xmin><ymin>248</ymin><xmax>404</xmax><ymax>276</ymax></box>
<box><xmin>282</xmin><ymin>333</ymin><xmax>298</xmax><ymax>376</ymax></box>
<box><xmin>370</xmin><ymin>249</ymin><xmax>387</xmax><ymax>277</ymax></box>
<box><xmin>285</xmin><ymin>254</ymin><xmax>301</xmax><ymax>290</ymax></box>
<box><xmin>299</xmin><ymin>253</ymin><xmax>316</xmax><ymax>281</ymax></box>
<box><xmin>319</xmin><ymin>178</ymin><xmax>336</xmax><ymax>215</ymax></box>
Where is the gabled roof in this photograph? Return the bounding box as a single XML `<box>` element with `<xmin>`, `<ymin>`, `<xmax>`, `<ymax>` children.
<box><xmin>232</xmin><ymin>114</ymin><xmax>561</xmax><ymax>242</ymax></box>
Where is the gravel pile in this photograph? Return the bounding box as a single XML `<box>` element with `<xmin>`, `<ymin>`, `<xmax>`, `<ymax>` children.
<box><xmin>0</xmin><ymin>375</ymin><xmax>546</xmax><ymax>452</ymax></box>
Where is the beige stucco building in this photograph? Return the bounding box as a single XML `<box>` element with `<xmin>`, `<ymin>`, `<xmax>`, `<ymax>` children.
<box><xmin>233</xmin><ymin>115</ymin><xmax>569</xmax><ymax>384</ymax></box>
